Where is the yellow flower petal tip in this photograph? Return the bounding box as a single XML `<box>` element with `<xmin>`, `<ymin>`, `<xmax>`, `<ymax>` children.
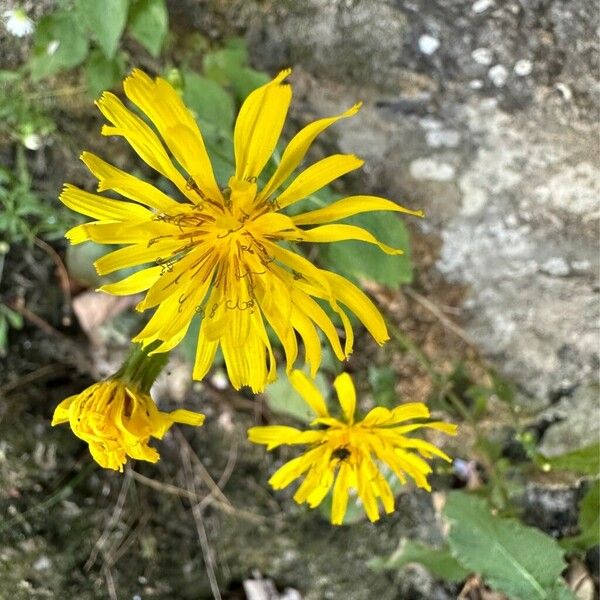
<box><xmin>51</xmin><ymin>379</ymin><xmax>204</xmax><ymax>472</ymax></box>
<box><xmin>249</xmin><ymin>371</ymin><xmax>456</xmax><ymax>525</ymax></box>
<box><xmin>60</xmin><ymin>69</ymin><xmax>423</xmax><ymax>393</ymax></box>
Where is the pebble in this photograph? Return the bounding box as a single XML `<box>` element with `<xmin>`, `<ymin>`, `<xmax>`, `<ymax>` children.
<box><xmin>426</xmin><ymin>129</ymin><xmax>461</xmax><ymax>148</ymax></box>
<box><xmin>469</xmin><ymin>79</ymin><xmax>484</xmax><ymax>89</ymax></box>
<box><xmin>472</xmin><ymin>0</ymin><xmax>495</xmax><ymax>13</ymax></box>
<box><xmin>410</xmin><ymin>158</ymin><xmax>456</xmax><ymax>182</ymax></box>
<box><xmin>514</xmin><ymin>59</ymin><xmax>533</xmax><ymax>76</ymax></box>
<box><xmin>541</xmin><ymin>257</ymin><xmax>570</xmax><ymax>277</ymax></box>
<box><xmin>418</xmin><ymin>34</ymin><xmax>440</xmax><ymax>55</ymax></box>
<box><xmin>472</xmin><ymin>47</ymin><xmax>493</xmax><ymax>65</ymax></box>
<box><xmin>488</xmin><ymin>64</ymin><xmax>509</xmax><ymax>87</ymax></box>
<box><xmin>33</xmin><ymin>556</ymin><xmax>51</xmax><ymax>571</ymax></box>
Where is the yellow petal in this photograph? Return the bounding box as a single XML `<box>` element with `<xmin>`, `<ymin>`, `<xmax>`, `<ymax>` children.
<box><xmin>247</xmin><ymin>425</ymin><xmax>324</xmax><ymax>450</ymax></box>
<box><xmin>297</xmin><ymin>224</ymin><xmax>402</xmax><ymax>255</ymax></box>
<box><xmin>289</xmin><ymin>370</ymin><xmax>329</xmax><ymax>418</ymax></box>
<box><xmin>60</xmin><ymin>184</ymin><xmax>152</xmax><ymax>222</ymax></box>
<box><xmin>269</xmin><ymin>447</ymin><xmax>322</xmax><ymax>489</ymax></box>
<box><xmin>290</xmin><ymin>307</ymin><xmax>322</xmax><ymax>378</ymax></box>
<box><xmin>192</xmin><ymin>319</ymin><xmax>220</xmax><ymax>381</ymax></box>
<box><xmin>80</xmin><ymin>151</ymin><xmax>178</xmax><ymax>212</ymax></box>
<box><xmin>259</xmin><ymin>103</ymin><xmax>362</xmax><ymax>201</ymax></box>
<box><xmin>94</xmin><ymin>240</ymin><xmax>182</xmax><ymax>276</ymax></box>
<box><xmin>331</xmin><ymin>462</ymin><xmax>352</xmax><ymax>525</ymax></box>
<box><xmin>392</xmin><ymin>421</ymin><xmax>458</xmax><ymax>436</ymax></box>
<box><xmin>325</xmin><ymin>271</ymin><xmax>389</xmax><ymax>345</ymax></box>
<box><xmin>234</xmin><ymin>69</ymin><xmax>292</xmax><ymax>182</ymax></box>
<box><xmin>123</xmin><ymin>70</ymin><xmax>223</xmax><ymax>203</ymax></box>
<box><xmin>65</xmin><ymin>220</ymin><xmax>165</xmax><ymax>245</ymax></box>
<box><xmin>98</xmin><ymin>266</ymin><xmax>162</xmax><ymax>295</ymax></box>
<box><xmin>292</xmin><ymin>195</ymin><xmax>424</xmax><ymax>225</ymax></box>
<box><xmin>169</xmin><ymin>409</ymin><xmax>205</xmax><ymax>427</ymax></box>
<box><xmin>333</xmin><ymin>372</ymin><xmax>356</xmax><ymax>424</ymax></box>
<box><xmin>51</xmin><ymin>395</ymin><xmax>77</xmax><ymax>425</ymax></box>
<box><xmin>276</xmin><ymin>154</ymin><xmax>363</xmax><ymax>209</ymax></box>
<box><xmin>96</xmin><ymin>91</ymin><xmax>191</xmax><ymax>198</ymax></box>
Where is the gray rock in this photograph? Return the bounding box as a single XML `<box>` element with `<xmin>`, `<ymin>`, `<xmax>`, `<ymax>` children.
<box><xmin>537</xmin><ymin>385</ymin><xmax>600</xmax><ymax>457</ymax></box>
<box><xmin>211</xmin><ymin>0</ymin><xmax>600</xmax><ymax>407</ymax></box>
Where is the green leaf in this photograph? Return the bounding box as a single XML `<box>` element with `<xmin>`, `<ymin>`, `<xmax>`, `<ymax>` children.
<box><xmin>78</xmin><ymin>0</ymin><xmax>129</xmax><ymax>58</ymax></box>
<box><xmin>0</xmin><ymin>316</ymin><xmax>7</xmax><ymax>355</ymax></box>
<box><xmin>29</xmin><ymin>11</ymin><xmax>89</xmax><ymax>80</ymax></box>
<box><xmin>128</xmin><ymin>0</ymin><xmax>168</xmax><ymax>57</ymax></box>
<box><xmin>183</xmin><ymin>72</ymin><xmax>235</xmax><ymax>132</ymax></box>
<box><xmin>561</xmin><ymin>480</ymin><xmax>600</xmax><ymax>551</ymax></box>
<box><xmin>445</xmin><ymin>491</ymin><xmax>572</xmax><ymax>600</ymax></box>
<box><xmin>369</xmin><ymin>540</ymin><xmax>470</xmax><ymax>583</ymax></box>
<box><xmin>203</xmin><ymin>47</ymin><xmax>248</xmax><ymax>84</ymax></box>
<box><xmin>321</xmin><ymin>212</ymin><xmax>413</xmax><ymax>288</ymax></box>
<box><xmin>85</xmin><ymin>50</ymin><xmax>125</xmax><ymax>98</ymax></box>
<box><xmin>541</xmin><ymin>443</ymin><xmax>600</xmax><ymax>476</ymax></box>
<box><xmin>227</xmin><ymin>66</ymin><xmax>270</xmax><ymax>102</ymax></box>
<box><xmin>367</xmin><ymin>365</ymin><xmax>397</xmax><ymax>408</ymax></box>
<box><xmin>264</xmin><ymin>367</ymin><xmax>330</xmax><ymax>423</ymax></box>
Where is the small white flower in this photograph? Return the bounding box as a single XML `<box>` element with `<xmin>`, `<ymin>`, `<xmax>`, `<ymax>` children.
<box><xmin>22</xmin><ymin>133</ymin><xmax>42</xmax><ymax>151</ymax></box>
<box><xmin>3</xmin><ymin>8</ymin><xmax>35</xmax><ymax>38</ymax></box>
<box><xmin>46</xmin><ymin>40</ymin><xmax>60</xmax><ymax>55</ymax></box>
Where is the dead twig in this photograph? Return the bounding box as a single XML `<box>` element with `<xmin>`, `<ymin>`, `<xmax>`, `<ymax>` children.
<box><xmin>5</xmin><ymin>299</ymin><xmax>66</xmax><ymax>339</ymax></box>
<box><xmin>34</xmin><ymin>237</ymin><xmax>72</xmax><ymax>326</ymax></box>
<box><xmin>85</xmin><ymin>468</ymin><xmax>132</xmax><ymax>571</ymax></box>
<box><xmin>130</xmin><ymin>470</ymin><xmax>265</xmax><ymax>524</ymax></box>
<box><xmin>0</xmin><ymin>363</ymin><xmax>66</xmax><ymax>396</ymax></box>
<box><xmin>175</xmin><ymin>430</ymin><xmax>233</xmax><ymax>509</ymax></box>
<box><xmin>198</xmin><ymin>435</ymin><xmax>238</xmax><ymax>513</ymax></box>
<box><xmin>180</xmin><ymin>442</ymin><xmax>223</xmax><ymax>600</ymax></box>
<box><xmin>405</xmin><ymin>286</ymin><xmax>477</xmax><ymax>349</ymax></box>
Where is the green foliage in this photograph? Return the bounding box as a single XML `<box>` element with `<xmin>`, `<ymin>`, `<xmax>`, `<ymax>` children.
<box><xmin>182</xmin><ymin>72</ymin><xmax>235</xmax><ymax>132</ymax></box>
<box><xmin>78</xmin><ymin>0</ymin><xmax>129</xmax><ymax>58</ymax></box>
<box><xmin>444</xmin><ymin>491</ymin><xmax>574</xmax><ymax>600</ymax></box>
<box><xmin>0</xmin><ymin>152</ymin><xmax>69</xmax><ymax>245</ymax></box>
<box><xmin>30</xmin><ymin>10</ymin><xmax>89</xmax><ymax>80</ymax></box>
<box><xmin>128</xmin><ymin>0</ymin><xmax>169</xmax><ymax>57</ymax></box>
<box><xmin>367</xmin><ymin>365</ymin><xmax>397</xmax><ymax>407</ymax></box>
<box><xmin>321</xmin><ymin>212</ymin><xmax>413</xmax><ymax>288</ymax></box>
<box><xmin>369</xmin><ymin>539</ymin><xmax>469</xmax><ymax>582</ymax></box>
<box><xmin>561</xmin><ymin>480</ymin><xmax>600</xmax><ymax>551</ymax></box>
<box><xmin>28</xmin><ymin>0</ymin><xmax>169</xmax><ymax>96</ymax></box>
<box><xmin>539</xmin><ymin>443</ymin><xmax>600</xmax><ymax>476</ymax></box>
<box><xmin>85</xmin><ymin>50</ymin><xmax>126</xmax><ymax>98</ymax></box>
<box><xmin>0</xmin><ymin>301</ymin><xmax>23</xmax><ymax>357</ymax></box>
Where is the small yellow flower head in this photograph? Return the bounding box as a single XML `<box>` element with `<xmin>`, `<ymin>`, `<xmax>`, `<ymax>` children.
<box><xmin>51</xmin><ymin>379</ymin><xmax>204</xmax><ymax>471</ymax></box>
<box><xmin>248</xmin><ymin>371</ymin><xmax>457</xmax><ymax>525</ymax></box>
<box><xmin>60</xmin><ymin>68</ymin><xmax>423</xmax><ymax>392</ymax></box>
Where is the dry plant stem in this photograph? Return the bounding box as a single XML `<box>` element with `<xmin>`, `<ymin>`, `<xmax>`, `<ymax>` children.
<box><xmin>180</xmin><ymin>442</ymin><xmax>222</xmax><ymax>600</ymax></box>
<box><xmin>85</xmin><ymin>468</ymin><xmax>132</xmax><ymax>571</ymax></box>
<box><xmin>34</xmin><ymin>236</ymin><xmax>72</xmax><ymax>326</ymax></box>
<box><xmin>175</xmin><ymin>429</ymin><xmax>233</xmax><ymax>509</ymax></box>
<box><xmin>0</xmin><ymin>363</ymin><xmax>65</xmax><ymax>395</ymax></box>
<box><xmin>103</xmin><ymin>565</ymin><xmax>118</xmax><ymax>600</ymax></box>
<box><xmin>198</xmin><ymin>435</ymin><xmax>238</xmax><ymax>512</ymax></box>
<box><xmin>404</xmin><ymin>286</ymin><xmax>477</xmax><ymax>349</ymax></box>
<box><xmin>6</xmin><ymin>298</ymin><xmax>65</xmax><ymax>339</ymax></box>
<box><xmin>130</xmin><ymin>470</ymin><xmax>266</xmax><ymax>524</ymax></box>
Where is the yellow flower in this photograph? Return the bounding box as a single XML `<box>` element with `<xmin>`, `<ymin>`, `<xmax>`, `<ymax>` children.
<box><xmin>248</xmin><ymin>370</ymin><xmax>457</xmax><ymax>525</ymax></box>
<box><xmin>52</xmin><ymin>379</ymin><xmax>204</xmax><ymax>471</ymax></box>
<box><xmin>61</xmin><ymin>68</ymin><xmax>422</xmax><ymax>392</ymax></box>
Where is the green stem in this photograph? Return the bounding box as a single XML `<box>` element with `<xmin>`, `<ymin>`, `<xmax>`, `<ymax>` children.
<box><xmin>114</xmin><ymin>342</ymin><xmax>169</xmax><ymax>394</ymax></box>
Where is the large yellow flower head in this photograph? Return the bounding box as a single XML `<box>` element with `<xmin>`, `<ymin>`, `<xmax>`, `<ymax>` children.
<box><xmin>61</xmin><ymin>68</ymin><xmax>421</xmax><ymax>392</ymax></box>
<box><xmin>51</xmin><ymin>379</ymin><xmax>204</xmax><ymax>471</ymax></box>
<box><xmin>248</xmin><ymin>371</ymin><xmax>457</xmax><ymax>525</ymax></box>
